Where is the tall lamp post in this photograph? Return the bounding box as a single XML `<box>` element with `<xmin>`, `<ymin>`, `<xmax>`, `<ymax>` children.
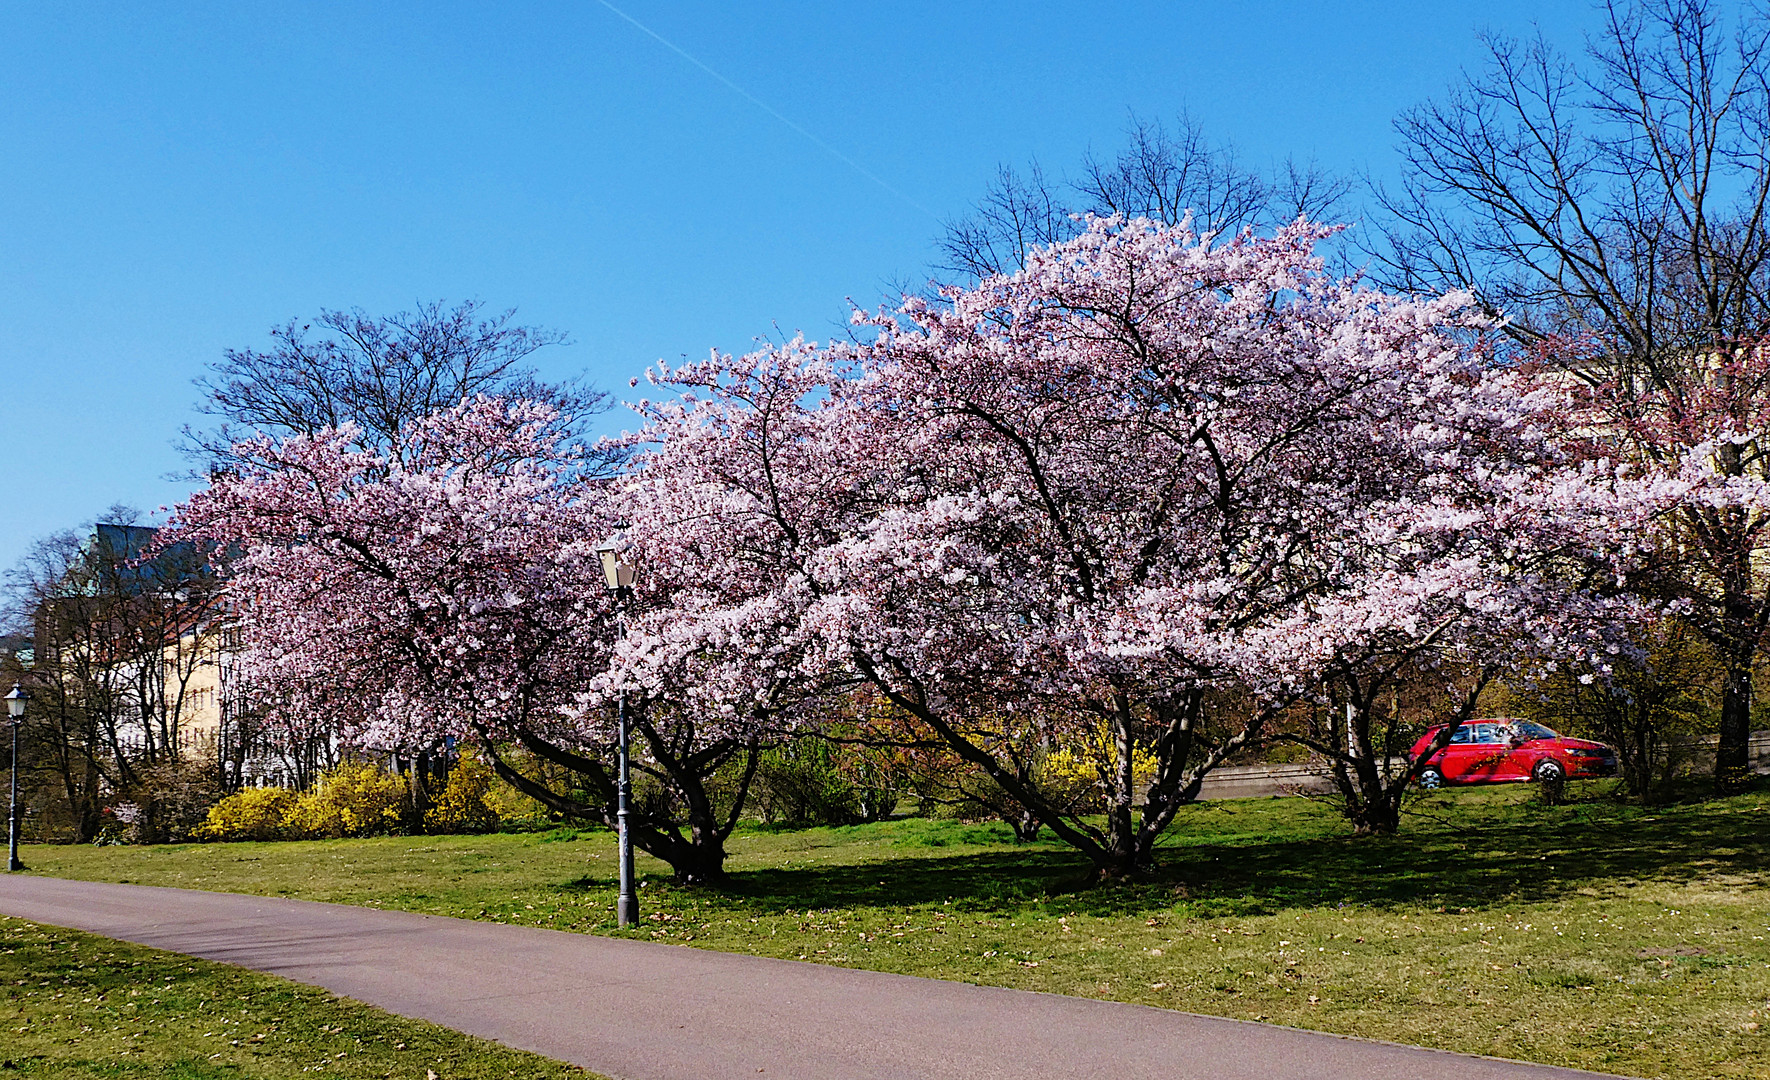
<box><xmin>594</xmin><ymin>535</ymin><xmax>639</xmax><ymax>928</ymax></box>
<box><xmin>5</xmin><ymin>684</ymin><xmax>26</xmax><ymax>872</ymax></box>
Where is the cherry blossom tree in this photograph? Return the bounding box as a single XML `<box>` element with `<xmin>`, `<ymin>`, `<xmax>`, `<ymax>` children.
<box><xmin>598</xmin><ymin>341</ymin><xmax>883</xmax><ymax>862</ymax></box>
<box><xmin>801</xmin><ymin>217</ymin><xmax>1649</xmax><ymax>864</ymax></box>
<box><xmin>169</xmin><ymin>397</ymin><xmax>762</xmax><ymax>883</ymax></box>
<box><xmin>608</xmin><ymin>217</ymin><xmax>1639</xmax><ymax>869</ymax></box>
<box><xmin>167</xmin><ymin>225</ymin><xmax>1675</xmax><ymax>883</ymax></box>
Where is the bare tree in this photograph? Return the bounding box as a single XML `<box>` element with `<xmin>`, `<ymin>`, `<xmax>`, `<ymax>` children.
<box><xmin>1505</xmin><ymin>619</ymin><xmax>1719</xmax><ymax>802</ymax></box>
<box><xmin>4</xmin><ymin>513</ymin><xmax>224</xmax><ymax>840</ymax></box>
<box><xmin>185</xmin><ymin>299</ymin><xmax>607</xmax><ymax>468</ymax></box>
<box><xmin>938</xmin><ymin>112</ymin><xmax>1351</xmax><ymax>280</ymax></box>
<box><xmin>1373</xmin><ymin>0</ymin><xmax>1770</xmax><ymax>786</ymax></box>
<box><xmin>6</xmin><ymin>530</ymin><xmax>110</xmax><ymax>841</ymax></box>
<box><xmin>937</xmin><ymin>161</ymin><xmax>1076</xmax><ymax>282</ymax></box>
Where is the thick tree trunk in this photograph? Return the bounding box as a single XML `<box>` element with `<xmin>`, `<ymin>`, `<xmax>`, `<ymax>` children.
<box><xmin>668</xmin><ymin>834</ymin><xmax>729</xmax><ymax>886</ymax></box>
<box><xmin>1103</xmin><ymin>696</ymin><xmax>1138</xmax><ymax>875</ymax></box>
<box><xmin>1346</xmin><ymin>796</ymin><xmax>1401</xmax><ymax>836</ymax></box>
<box><xmin>481</xmin><ymin>721</ymin><xmax>759</xmax><ymax>888</ymax></box>
<box><xmin>675</xmin><ymin>758</ymin><xmax>733</xmax><ymax>886</ymax></box>
<box><xmin>1706</xmin><ymin>529</ymin><xmax>1761</xmax><ymax>791</ymax></box>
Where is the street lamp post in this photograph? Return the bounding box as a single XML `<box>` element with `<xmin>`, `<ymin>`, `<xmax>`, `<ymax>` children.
<box><xmin>595</xmin><ymin>535</ymin><xmax>639</xmax><ymax>928</ymax></box>
<box><xmin>5</xmin><ymin>684</ymin><xmax>27</xmax><ymax>872</ymax></box>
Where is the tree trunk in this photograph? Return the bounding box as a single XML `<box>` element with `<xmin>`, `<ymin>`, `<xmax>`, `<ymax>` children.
<box><xmin>1623</xmin><ymin>699</ymin><xmax>1655</xmax><ymax>803</ymax></box>
<box><xmin>1346</xmin><ymin>797</ymin><xmax>1401</xmax><ymax>837</ymax></box>
<box><xmin>676</xmin><ymin>757</ymin><xmax>732</xmax><ymax>886</ymax></box>
<box><xmin>76</xmin><ymin>757</ymin><xmax>103</xmax><ymax>843</ymax></box>
<box><xmin>407</xmin><ymin>750</ymin><xmax>433</xmax><ymax>828</ymax></box>
<box><xmin>1088</xmin><ymin>849</ymin><xmax>1145</xmax><ymax>881</ymax></box>
<box><xmin>1104</xmin><ymin>695</ymin><xmax>1138</xmax><ymax>874</ymax></box>
<box><xmin>1325</xmin><ymin>696</ymin><xmax>1402</xmax><ymax>836</ymax></box>
<box><xmin>481</xmin><ymin>720</ymin><xmax>760</xmax><ymax>888</ymax></box>
<box><xmin>670</xmin><ymin>834</ymin><xmax>729</xmax><ymax>886</ymax></box>
<box><xmin>1716</xmin><ymin>646</ymin><xmax>1754</xmax><ymax>790</ymax></box>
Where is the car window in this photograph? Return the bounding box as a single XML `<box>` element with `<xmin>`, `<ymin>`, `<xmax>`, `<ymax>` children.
<box><xmin>1512</xmin><ymin>721</ymin><xmax>1558</xmax><ymax>741</ymax></box>
<box><xmin>1470</xmin><ymin>723</ymin><xmax>1501</xmax><ymax>744</ymax></box>
<box><xmin>1449</xmin><ymin>725</ymin><xmax>1474</xmax><ymax>744</ymax></box>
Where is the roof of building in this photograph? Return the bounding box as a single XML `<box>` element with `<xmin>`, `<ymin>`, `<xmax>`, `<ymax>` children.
<box><xmin>83</xmin><ymin>523</ymin><xmax>212</xmax><ymax>597</ymax></box>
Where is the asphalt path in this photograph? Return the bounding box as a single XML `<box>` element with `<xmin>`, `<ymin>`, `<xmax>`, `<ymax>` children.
<box><xmin>0</xmin><ymin>875</ymin><xmax>1626</xmax><ymax>1080</ymax></box>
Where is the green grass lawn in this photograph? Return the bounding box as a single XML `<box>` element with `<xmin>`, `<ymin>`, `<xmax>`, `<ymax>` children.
<box><xmin>14</xmin><ymin>782</ymin><xmax>1770</xmax><ymax>1079</ymax></box>
<box><xmin>0</xmin><ymin>916</ymin><xmax>598</xmax><ymax>1079</ymax></box>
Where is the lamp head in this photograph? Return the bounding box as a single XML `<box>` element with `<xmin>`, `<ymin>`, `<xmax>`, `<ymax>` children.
<box><xmin>4</xmin><ymin>684</ymin><xmax>25</xmax><ymax>721</ymax></box>
<box><xmin>594</xmin><ymin>534</ymin><xmax>635</xmax><ymax>593</ymax></box>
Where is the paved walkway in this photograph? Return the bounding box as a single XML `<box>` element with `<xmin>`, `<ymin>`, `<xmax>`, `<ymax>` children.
<box><xmin>0</xmin><ymin>875</ymin><xmax>1622</xmax><ymax>1080</ymax></box>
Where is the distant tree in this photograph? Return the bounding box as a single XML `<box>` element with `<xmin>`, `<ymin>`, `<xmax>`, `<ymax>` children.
<box><xmin>185</xmin><ymin>299</ymin><xmax>606</xmax><ymax>469</ymax></box>
<box><xmin>1505</xmin><ymin>619</ymin><xmax>1719</xmax><ymax>802</ymax></box>
<box><xmin>3</xmin><ymin>509</ymin><xmax>222</xmax><ymax>841</ymax></box>
<box><xmin>1373</xmin><ymin>0</ymin><xmax>1770</xmax><ymax>786</ymax></box>
<box><xmin>938</xmin><ymin>111</ymin><xmax>1350</xmax><ymax>281</ymax></box>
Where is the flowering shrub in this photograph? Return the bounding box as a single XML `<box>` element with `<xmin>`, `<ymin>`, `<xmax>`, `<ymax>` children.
<box><xmin>201</xmin><ymin>763</ymin><xmax>403</xmax><ymax>841</ymax></box>
<box><xmin>197</xmin><ymin>758</ymin><xmax>533</xmax><ymax>841</ymax></box>
<box><xmin>283</xmin><ymin>761</ymin><xmax>406</xmax><ymax>839</ymax></box>
<box><xmin>194</xmin><ymin>786</ymin><xmax>300</xmax><ymax>841</ymax></box>
<box><xmin>424</xmin><ymin>753</ymin><xmax>500</xmax><ymax>834</ymax></box>
<box><xmin>1040</xmin><ymin>724</ymin><xmax>1159</xmax><ymax>813</ymax></box>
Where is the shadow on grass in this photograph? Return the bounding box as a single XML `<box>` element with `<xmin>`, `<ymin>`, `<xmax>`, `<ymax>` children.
<box><xmin>666</xmin><ymin>787</ymin><xmax>1770</xmax><ymax>918</ymax></box>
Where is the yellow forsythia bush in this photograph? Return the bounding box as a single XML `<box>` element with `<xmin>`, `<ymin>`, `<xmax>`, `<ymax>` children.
<box><xmin>195</xmin><ymin>785</ymin><xmax>301</xmax><ymax>841</ymax></box>
<box><xmin>483</xmin><ymin>777</ymin><xmax>549</xmax><ymax>829</ymax></box>
<box><xmin>199</xmin><ymin>763</ymin><xmax>406</xmax><ymax>841</ymax></box>
<box><xmin>199</xmin><ymin>756</ymin><xmax>536</xmax><ymax>842</ymax></box>
<box><xmin>1040</xmin><ymin>723</ymin><xmax>1159</xmax><ymax>811</ymax></box>
<box><xmin>284</xmin><ymin>761</ymin><xmax>407</xmax><ymax>839</ymax></box>
<box><xmin>424</xmin><ymin>752</ymin><xmax>500</xmax><ymax>834</ymax></box>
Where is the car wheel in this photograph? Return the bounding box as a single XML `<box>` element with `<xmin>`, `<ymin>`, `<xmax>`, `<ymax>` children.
<box><xmin>1533</xmin><ymin>759</ymin><xmax>1565</xmax><ymax>783</ymax></box>
<box><xmin>1417</xmin><ymin>766</ymin><xmax>1444</xmax><ymax>790</ymax></box>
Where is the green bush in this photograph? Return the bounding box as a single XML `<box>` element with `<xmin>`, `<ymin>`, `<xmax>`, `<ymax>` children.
<box><xmin>752</xmin><ymin>738</ymin><xmax>900</xmax><ymax>826</ymax></box>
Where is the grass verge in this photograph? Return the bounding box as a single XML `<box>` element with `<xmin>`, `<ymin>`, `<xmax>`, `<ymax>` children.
<box><xmin>0</xmin><ymin>916</ymin><xmax>597</xmax><ymax>1079</ymax></box>
<box><xmin>16</xmin><ymin>782</ymin><xmax>1770</xmax><ymax>1079</ymax></box>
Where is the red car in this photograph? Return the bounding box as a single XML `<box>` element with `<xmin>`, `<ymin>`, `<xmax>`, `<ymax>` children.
<box><xmin>1409</xmin><ymin>719</ymin><xmax>1617</xmax><ymax>789</ymax></box>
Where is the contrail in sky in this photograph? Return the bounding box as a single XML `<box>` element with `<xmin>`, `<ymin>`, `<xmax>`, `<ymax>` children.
<box><xmin>595</xmin><ymin>0</ymin><xmax>940</xmax><ymax>221</ymax></box>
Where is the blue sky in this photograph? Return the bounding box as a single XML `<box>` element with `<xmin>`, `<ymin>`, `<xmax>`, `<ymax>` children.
<box><xmin>0</xmin><ymin>1</ymin><xmax>1610</xmax><ymax>572</ymax></box>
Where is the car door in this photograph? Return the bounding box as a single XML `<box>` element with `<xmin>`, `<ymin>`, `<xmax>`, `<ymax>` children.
<box><xmin>1490</xmin><ymin>722</ymin><xmax>1535</xmax><ymax>780</ymax></box>
<box><xmin>1461</xmin><ymin>723</ymin><xmax>1512</xmax><ymax>783</ymax></box>
<box><xmin>1437</xmin><ymin>723</ymin><xmax>1480</xmax><ymax>781</ymax></box>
